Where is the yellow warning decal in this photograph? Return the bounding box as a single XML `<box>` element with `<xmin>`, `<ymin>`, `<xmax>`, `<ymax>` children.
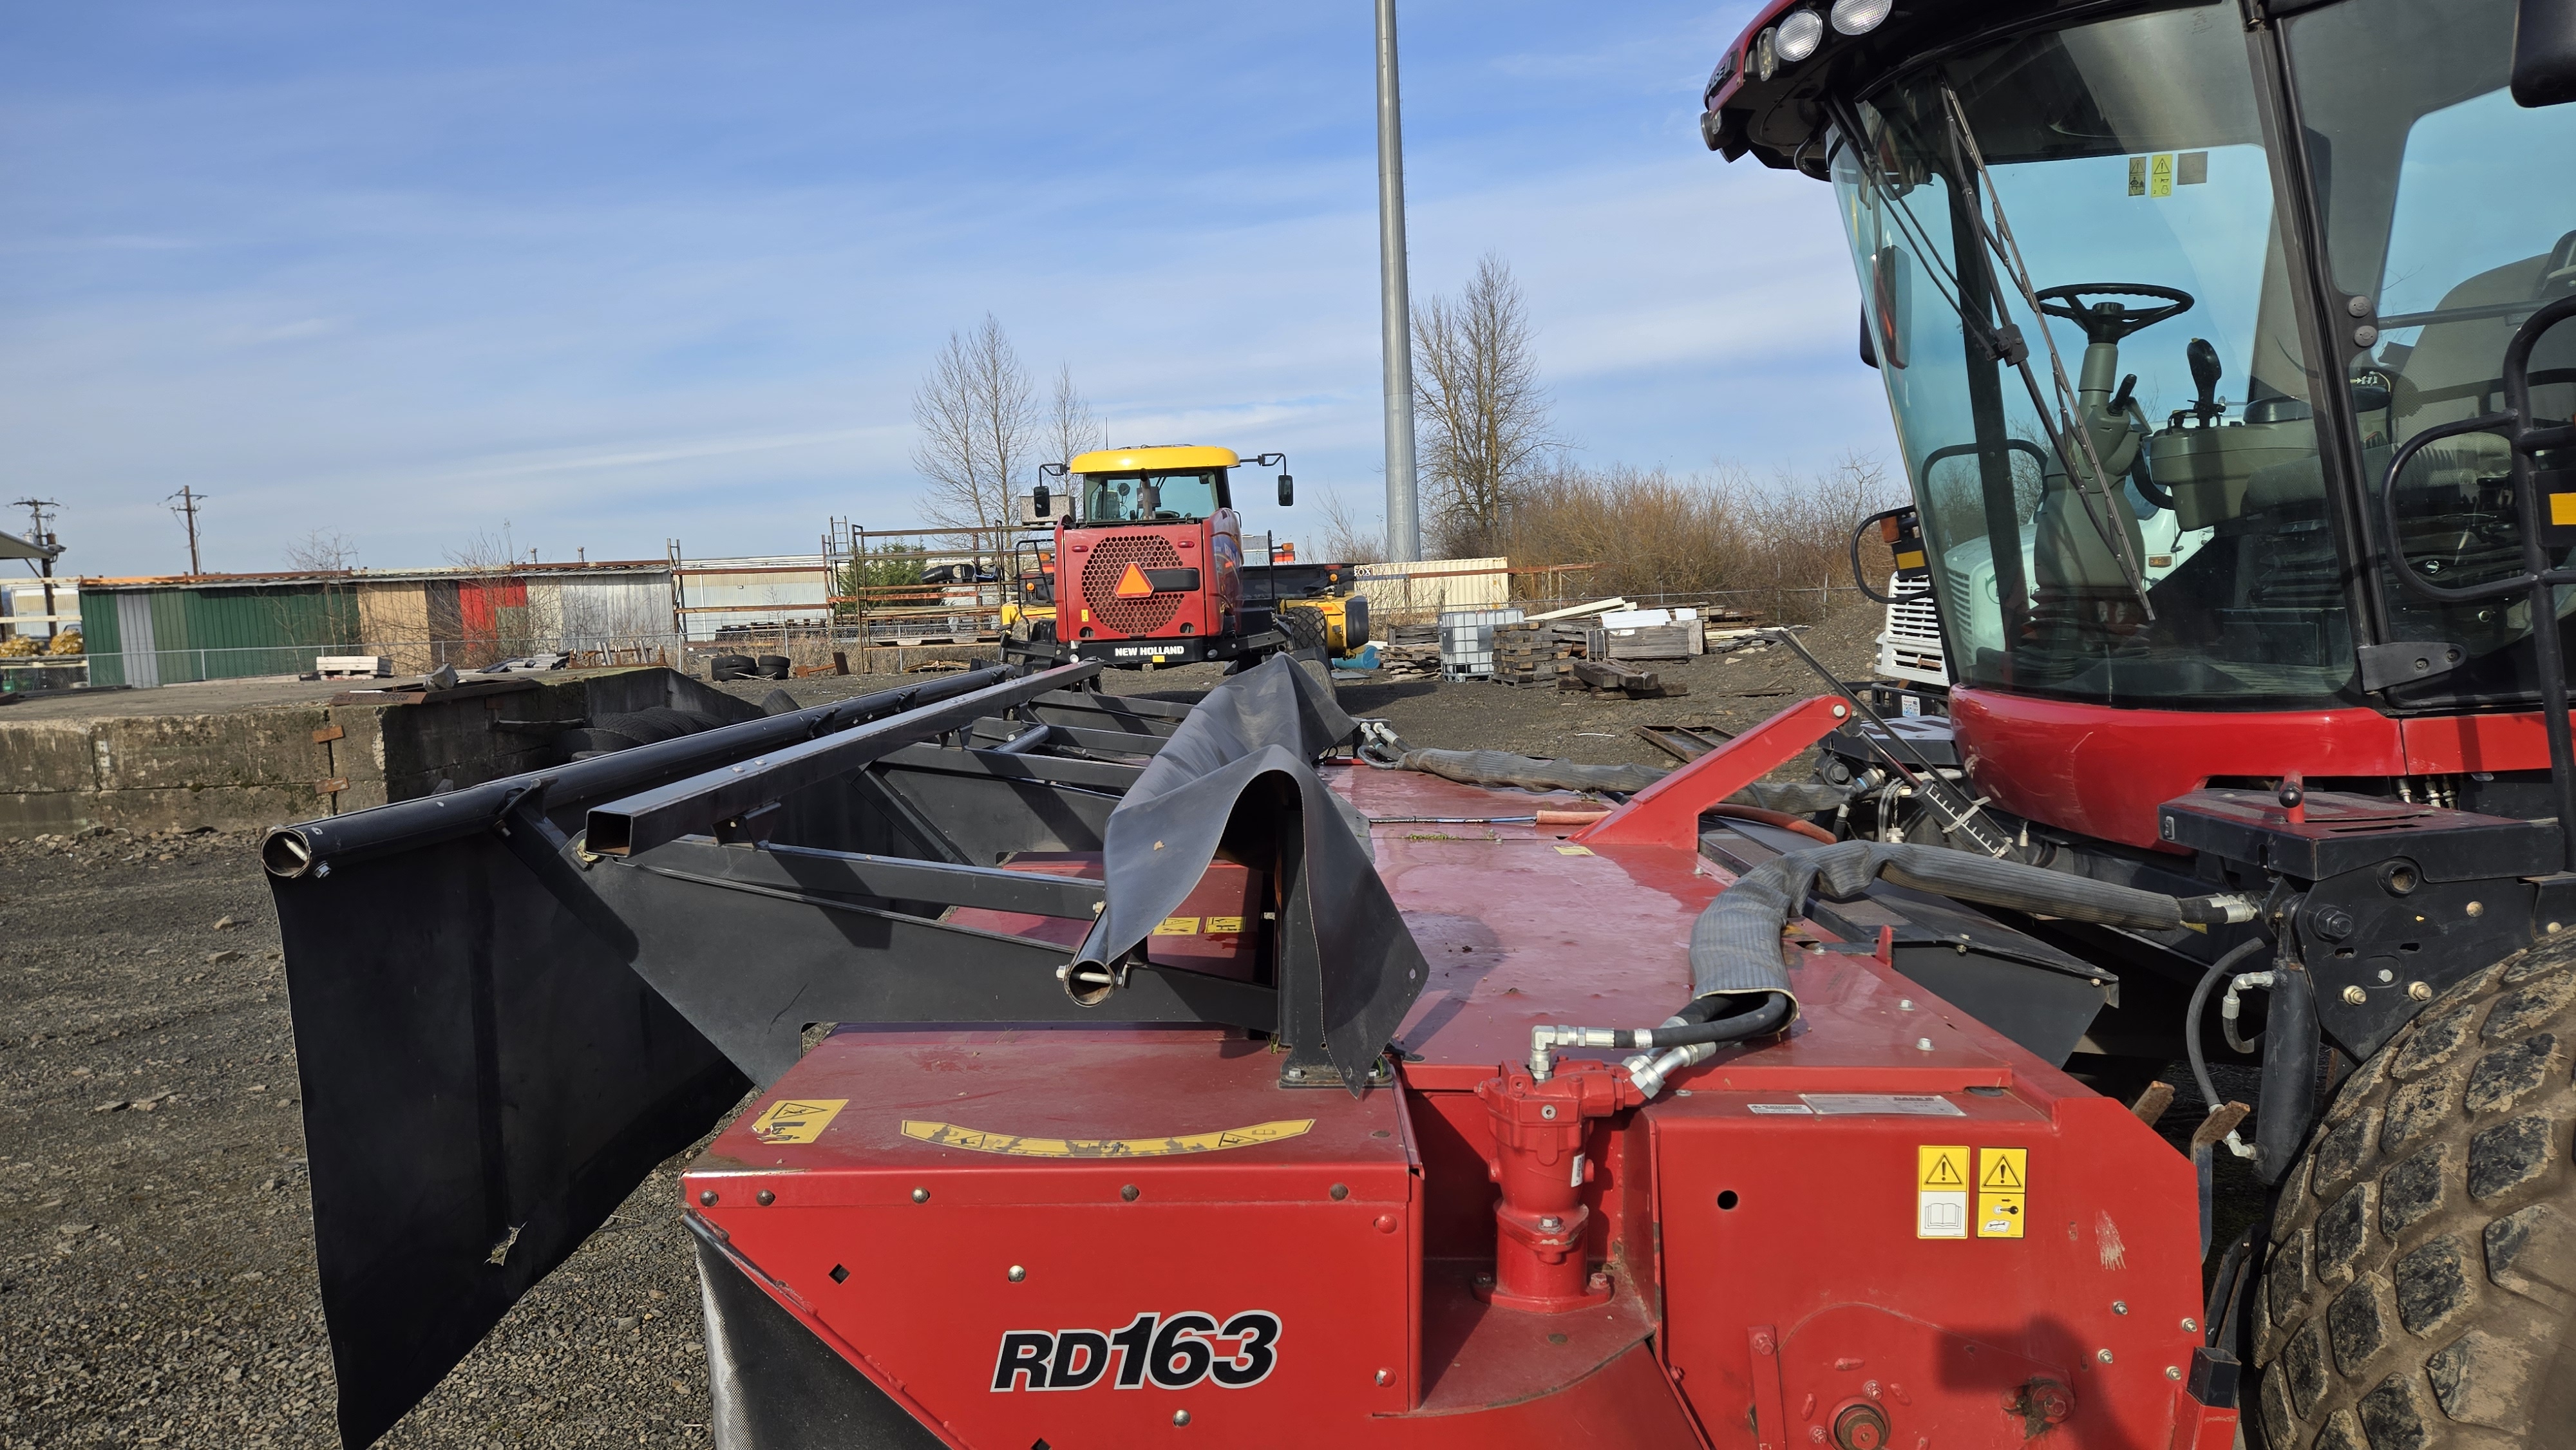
<box><xmin>2551</xmin><ymin>493</ymin><xmax>2576</xmax><ymax>527</ymax></box>
<box><xmin>2128</xmin><ymin>156</ymin><xmax>2148</xmax><ymax>197</ymax></box>
<box><xmin>1204</xmin><ymin>916</ymin><xmax>1244</xmax><ymax>934</ymax></box>
<box><xmin>1917</xmin><ymin>1144</ymin><xmax>1970</xmax><ymax>1239</ymax></box>
<box><xmin>2149</xmin><ymin>153</ymin><xmax>2175</xmax><ymax>198</ymax></box>
<box><xmin>1153</xmin><ymin>916</ymin><xmax>1201</xmax><ymax>936</ymax></box>
<box><xmin>1979</xmin><ymin>1146</ymin><xmax>2028</xmax><ymax>1239</ymax></box>
<box><xmin>900</xmin><ymin>1118</ymin><xmax>1316</xmax><ymax>1159</ymax></box>
<box><xmin>749</xmin><ymin>1098</ymin><xmax>848</xmax><ymax>1145</ymax></box>
<box><xmin>1555</xmin><ymin>844</ymin><xmax>1594</xmax><ymax>856</ymax></box>
<box><xmin>1894</xmin><ymin>550</ymin><xmax>1926</xmax><ymax>570</ymax></box>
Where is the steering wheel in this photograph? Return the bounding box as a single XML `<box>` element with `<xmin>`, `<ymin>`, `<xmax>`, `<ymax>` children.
<box><xmin>2034</xmin><ymin>283</ymin><xmax>2195</xmax><ymax>344</ymax></box>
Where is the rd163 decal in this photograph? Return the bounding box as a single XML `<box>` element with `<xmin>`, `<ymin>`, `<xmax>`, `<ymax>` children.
<box><xmin>992</xmin><ymin>1311</ymin><xmax>1280</xmax><ymax>1392</ymax></box>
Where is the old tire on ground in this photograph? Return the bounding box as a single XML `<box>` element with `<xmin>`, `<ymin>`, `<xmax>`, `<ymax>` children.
<box><xmin>2252</xmin><ymin>935</ymin><xmax>2576</xmax><ymax>1447</ymax></box>
<box><xmin>1278</xmin><ymin>605</ymin><xmax>1328</xmax><ymax>657</ymax></box>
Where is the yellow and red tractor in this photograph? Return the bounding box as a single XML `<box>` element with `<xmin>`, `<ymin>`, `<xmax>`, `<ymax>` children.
<box><xmin>1007</xmin><ymin>444</ymin><xmax>1367</xmax><ymax>668</ymax></box>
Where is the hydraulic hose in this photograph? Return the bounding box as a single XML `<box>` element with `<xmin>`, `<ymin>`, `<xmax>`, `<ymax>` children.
<box><xmin>1530</xmin><ymin>840</ymin><xmax>2257</xmax><ymax>1098</ymax></box>
<box><xmin>1689</xmin><ymin>840</ymin><xmax>2256</xmax><ymax>1013</ymax></box>
<box><xmin>1707</xmin><ymin>802</ymin><xmax>1838</xmax><ymax>845</ymax></box>
<box><xmin>2187</xmin><ymin>937</ymin><xmax>2270</xmax><ymax>1118</ymax></box>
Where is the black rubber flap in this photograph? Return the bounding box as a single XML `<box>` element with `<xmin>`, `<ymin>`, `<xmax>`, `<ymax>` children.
<box><xmin>1074</xmin><ymin>655</ymin><xmax>1425</xmax><ymax>1091</ymax></box>
<box><xmin>274</xmin><ymin>831</ymin><xmax>748</xmax><ymax>1447</ymax></box>
<box><xmin>692</xmin><ymin>1218</ymin><xmax>943</xmax><ymax>1449</ymax></box>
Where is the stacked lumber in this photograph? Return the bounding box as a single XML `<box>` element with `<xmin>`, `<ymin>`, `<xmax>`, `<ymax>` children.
<box><xmin>1590</xmin><ymin>623</ymin><xmax>1698</xmax><ymax>662</ymax></box>
<box><xmin>1560</xmin><ymin>657</ymin><xmax>1691</xmax><ymax>700</ymax></box>
<box><xmin>1491</xmin><ymin>623</ymin><xmax>1578</xmax><ymax>686</ymax></box>
<box><xmin>1375</xmin><ymin>644</ymin><xmax>1443</xmax><ymax>680</ymax></box>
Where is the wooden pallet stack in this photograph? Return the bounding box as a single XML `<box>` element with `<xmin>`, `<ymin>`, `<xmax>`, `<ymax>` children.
<box><xmin>1559</xmin><ymin>657</ymin><xmax>1691</xmax><ymax>700</ymax></box>
<box><xmin>1492</xmin><ymin>623</ymin><xmax>1578</xmax><ymax>686</ymax></box>
<box><xmin>1372</xmin><ymin>623</ymin><xmax>1444</xmax><ymax>680</ymax></box>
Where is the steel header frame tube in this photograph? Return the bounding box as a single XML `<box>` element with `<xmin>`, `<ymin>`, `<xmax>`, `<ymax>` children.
<box><xmin>258</xmin><ymin>663</ymin><xmax>1032</xmax><ymax>878</ymax></box>
<box><xmin>584</xmin><ymin>662</ymin><xmax>1101</xmax><ymax>856</ymax></box>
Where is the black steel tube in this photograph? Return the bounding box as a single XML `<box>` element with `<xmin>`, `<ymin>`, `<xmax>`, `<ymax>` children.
<box><xmin>258</xmin><ymin>664</ymin><xmax>1046</xmax><ymax>878</ymax></box>
<box><xmin>989</xmin><ymin>723</ymin><xmax>1051</xmax><ymax>755</ymax></box>
<box><xmin>587</xmin><ymin>664</ymin><xmax>1097</xmax><ymax>856</ymax></box>
<box><xmin>2252</xmin><ymin>965</ymin><xmax>2320</xmax><ymax>1185</ymax></box>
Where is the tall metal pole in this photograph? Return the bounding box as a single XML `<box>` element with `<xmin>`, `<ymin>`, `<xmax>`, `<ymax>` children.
<box><xmin>1374</xmin><ymin>0</ymin><xmax>1421</xmax><ymax>564</ymax></box>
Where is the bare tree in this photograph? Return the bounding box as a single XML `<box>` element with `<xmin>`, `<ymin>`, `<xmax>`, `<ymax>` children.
<box><xmin>1412</xmin><ymin>254</ymin><xmax>1557</xmax><ymax>555</ymax></box>
<box><xmin>1315</xmin><ymin>485</ymin><xmax>1385</xmax><ymax>563</ymax></box>
<box><xmin>1046</xmin><ymin>363</ymin><xmax>1103</xmax><ymax>471</ymax></box>
<box><xmin>283</xmin><ymin>529</ymin><xmax>359</xmax><ymax>573</ymax></box>
<box><xmin>912</xmin><ymin>315</ymin><xmax>1039</xmax><ymax>565</ymax></box>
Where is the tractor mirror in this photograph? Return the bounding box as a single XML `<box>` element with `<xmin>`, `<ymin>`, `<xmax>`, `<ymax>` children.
<box><xmin>1032</xmin><ymin>483</ymin><xmax>1050</xmax><ymax>517</ymax></box>
<box><xmin>1870</xmin><ymin>245</ymin><xmax>1910</xmax><ymax>370</ymax></box>
<box><xmin>1278</xmin><ymin>473</ymin><xmax>1294</xmax><ymax>507</ymax></box>
<box><xmin>2517</xmin><ymin>0</ymin><xmax>2576</xmax><ymax>106</ymax></box>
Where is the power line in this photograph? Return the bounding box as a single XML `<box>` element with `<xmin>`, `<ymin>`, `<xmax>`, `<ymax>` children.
<box><xmin>167</xmin><ymin>487</ymin><xmax>208</xmax><ymax>576</ymax></box>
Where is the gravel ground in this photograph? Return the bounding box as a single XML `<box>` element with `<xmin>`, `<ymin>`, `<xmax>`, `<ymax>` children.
<box><xmin>0</xmin><ymin>828</ymin><xmax>730</xmax><ymax>1449</ymax></box>
<box><xmin>2</xmin><ymin>598</ymin><xmax>2248</xmax><ymax>1447</ymax></box>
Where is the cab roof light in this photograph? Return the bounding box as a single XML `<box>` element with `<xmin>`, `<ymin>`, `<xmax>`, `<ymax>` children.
<box><xmin>1830</xmin><ymin>0</ymin><xmax>1892</xmax><ymax>35</ymax></box>
<box><xmin>1776</xmin><ymin>9</ymin><xmax>1824</xmax><ymax>64</ymax></box>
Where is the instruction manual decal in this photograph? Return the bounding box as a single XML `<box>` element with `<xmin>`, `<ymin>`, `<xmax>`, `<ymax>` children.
<box><xmin>902</xmin><ymin>1118</ymin><xmax>1315</xmax><ymax>1159</ymax></box>
<box><xmin>1917</xmin><ymin>1144</ymin><xmax>1970</xmax><ymax>1240</ymax></box>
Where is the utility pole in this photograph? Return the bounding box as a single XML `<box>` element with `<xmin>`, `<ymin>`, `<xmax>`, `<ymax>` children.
<box><xmin>1375</xmin><ymin>0</ymin><xmax>1422</xmax><ymax>564</ymax></box>
<box><xmin>10</xmin><ymin>497</ymin><xmax>61</xmax><ymax>642</ymax></box>
<box><xmin>167</xmin><ymin>487</ymin><xmax>207</xmax><ymax>576</ymax></box>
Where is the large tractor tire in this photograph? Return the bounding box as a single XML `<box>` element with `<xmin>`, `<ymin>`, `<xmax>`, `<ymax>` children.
<box><xmin>1277</xmin><ymin>605</ymin><xmax>1329</xmax><ymax>657</ymax></box>
<box><xmin>2253</xmin><ymin>936</ymin><xmax>2576</xmax><ymax>1447</ymax></box>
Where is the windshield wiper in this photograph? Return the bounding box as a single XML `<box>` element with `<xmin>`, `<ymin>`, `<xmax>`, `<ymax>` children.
<box><xmin>1938</xmin><ymin>86</ymin><xmax>2155</xmax><ymax>621</ymax></box>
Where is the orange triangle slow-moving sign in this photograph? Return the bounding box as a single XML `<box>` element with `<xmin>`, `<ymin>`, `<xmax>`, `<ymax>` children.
<box><xmin>1115</xmin><ymin>563</ymin><xmax>1155</xmax><ymax>598</ymax></box>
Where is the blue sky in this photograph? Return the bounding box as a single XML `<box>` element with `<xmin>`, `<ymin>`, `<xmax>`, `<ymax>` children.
<box><xmin>0</xmin><ymin>2</ymin><xmax>1893</xmax><ymax>578</ymax></box>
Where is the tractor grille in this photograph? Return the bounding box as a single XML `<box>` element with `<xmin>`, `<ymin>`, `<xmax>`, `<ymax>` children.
<box><xmin>1081</xmin><ymin>533</ymin><xmax>1186</xmax><ymax>635</ymax></box>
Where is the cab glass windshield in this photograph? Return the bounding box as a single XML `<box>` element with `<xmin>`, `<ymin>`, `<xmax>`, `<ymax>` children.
<box><xmin>2285</xmin><ymin>0</ymin><xmax>2576</xmax><ymax>709</ymax></box>
<box><xmin>1081</xmin><ymin>471</ymin><xmax>1226</xmax><ymax>524</ymax></box>
<box><xmin>1835</xmin><ymin>1</ymin><xmax>2348</xmax><ymax>706</ymax></box>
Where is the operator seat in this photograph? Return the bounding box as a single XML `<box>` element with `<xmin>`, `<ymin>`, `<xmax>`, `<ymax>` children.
<box><xmin>2025</xmin><ymin>460</ymin><xmax>2152</xmax><ymax>670</ymax></box>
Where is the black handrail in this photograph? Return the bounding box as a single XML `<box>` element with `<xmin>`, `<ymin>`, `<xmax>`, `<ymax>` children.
<box><xmin>2379</xmin><ymin>293</ymin><xmax>2576</xmax><ymax>871</ymax></box>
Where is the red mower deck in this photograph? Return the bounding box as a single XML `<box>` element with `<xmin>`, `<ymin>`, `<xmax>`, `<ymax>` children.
<box><xmin>681</xmin><ymin>762</ymin><xmax>2235</xmax><ymax>1449</ymax></box>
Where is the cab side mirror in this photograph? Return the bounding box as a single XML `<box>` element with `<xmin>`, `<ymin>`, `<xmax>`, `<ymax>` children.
<box><xmin>1278</xmin><ymin>473</ymin><xmax>1294</xmax><ymax>507</ymax></box>
<box><xmin>2519</xmin><ymin>0</ymin><xmax>2576</xmax><ymax>106</ymax></box>
<box><xmin>1032</xmin><ymin>483</ymin><xmax>1051</xmax><ymax>517</ymax></box>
